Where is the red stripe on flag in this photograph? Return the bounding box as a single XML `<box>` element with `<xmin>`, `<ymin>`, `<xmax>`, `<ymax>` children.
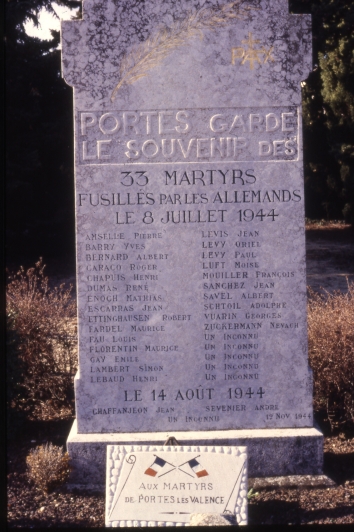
<box><xmin>196</xmin><ymin>470</ymin><xmax>208</xmax><ymax>478</ymax></box>
<box><xmin>144</xmin><ymin>468</ymin><xmax>157</xmax><ymax>477</ymax></box>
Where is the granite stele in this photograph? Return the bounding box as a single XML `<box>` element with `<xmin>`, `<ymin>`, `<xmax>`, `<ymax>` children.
<box><xmin>105</xmin><ymin>445</ymin><xmax>248</xmax><ymax>526</ymax></box>
<box><xmin>62</xmin><ymin>0</ymin><xmax>323</xmax><ymax>488</ymax></box>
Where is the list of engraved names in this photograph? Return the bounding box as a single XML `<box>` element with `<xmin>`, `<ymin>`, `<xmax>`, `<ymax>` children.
<box><xmin>75</xmin><ymin>111</ymin><xmax>312</xmax><ymax>432</ymax></box>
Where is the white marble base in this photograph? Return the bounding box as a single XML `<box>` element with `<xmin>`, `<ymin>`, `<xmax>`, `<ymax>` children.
<box><xmin>66</xmin><ymin>420</ymin><xmax>323</xmax><ymax>490</ymax></box>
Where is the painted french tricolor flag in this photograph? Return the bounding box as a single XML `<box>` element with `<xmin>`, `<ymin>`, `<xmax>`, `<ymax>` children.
<box><xmin>188</xmin><ymin>458</ymin><xmax>209</xmax><ymax>478</ymax></box>
<box><xmin>144</xmin><ymin>456</ymin><xmax>167</xmax><ymax>477</ymax></box>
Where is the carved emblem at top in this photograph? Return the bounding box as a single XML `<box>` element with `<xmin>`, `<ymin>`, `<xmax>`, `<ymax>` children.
<box><xmin>110</xmin><ymin>0</ymin><xmax>254</xmax><ymax>102</ymax></box>
<box><xmin>231</xmin><ymin>32</ymin><xmax>275</xmax><ymax>69</ymax></box>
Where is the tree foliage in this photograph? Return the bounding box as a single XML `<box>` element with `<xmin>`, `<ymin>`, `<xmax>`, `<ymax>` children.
<box><xmin>290</xmin><ymin>0</ymin><xmax>354</xmax><ymax>222</ymax></box>
<box><xmin>6</xmin><ymin>0</ymin><xmax>80</xmax><ymax>262</ymax></box>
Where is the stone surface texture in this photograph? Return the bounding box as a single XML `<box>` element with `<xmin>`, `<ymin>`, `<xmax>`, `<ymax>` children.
<box><xmin>189</xmin><ymin>513</ymin><xmax>236</xmax><ymax>526</ymax></box>
<box><xmin>105</xmin><ymin>445</ymin><xmax>247</xmax><ymax>526</ymax></box>
<box><xmin>249</xmin><ymin>474</ymin><xmax>336</xmax><ymax>490</ymax></box>
<box><xmin>61</xmin><ymin>0</ymin><xmax>315</xmax><ymax>435</ymax></box>
<box><xmin>67</xmin><ymin>421</ymin><xmax>323</xmax><ymax>489</ymax></box>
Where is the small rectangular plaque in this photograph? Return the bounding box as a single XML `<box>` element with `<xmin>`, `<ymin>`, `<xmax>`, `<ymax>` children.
<box><xmin>105</xmin><ymin>444</ymin><xmax>247</xmax><ymax>526</ymax></box>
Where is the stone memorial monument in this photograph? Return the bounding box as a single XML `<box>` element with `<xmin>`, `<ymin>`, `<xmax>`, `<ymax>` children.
<box><xmin>62</xmin><ymin>0</ymin><xmax>323</xmax><ymax>488</ymax></box>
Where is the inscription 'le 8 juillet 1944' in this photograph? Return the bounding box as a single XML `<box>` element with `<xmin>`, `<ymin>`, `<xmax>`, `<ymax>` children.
<box><xmin>61</xmin><ymin>0</ymin><xmax>314</xmax><ymax>437</ymax></box>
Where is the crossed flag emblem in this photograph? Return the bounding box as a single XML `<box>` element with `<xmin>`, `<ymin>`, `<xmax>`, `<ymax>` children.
<box><xmin>145</xmin><ymin>455</ymin><xmax>209</xmax><ymax>479</ymax></box>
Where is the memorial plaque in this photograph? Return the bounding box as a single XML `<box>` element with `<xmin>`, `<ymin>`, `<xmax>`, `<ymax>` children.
<box><xmin>62</xmin><ymin>0</ymin><xmax>314</xmax><ymax>435</ymax></box>
<box><xmin>105</xmin><ymin>445</ymin><xmax>248</xmax><ymax>526</ymax></box>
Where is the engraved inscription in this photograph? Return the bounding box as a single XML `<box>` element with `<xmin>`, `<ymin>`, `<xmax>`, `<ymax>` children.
<box><xmin>78</xmin><ymin>107</ymin><xmax>299</xmax><ymax>164</ymax></box>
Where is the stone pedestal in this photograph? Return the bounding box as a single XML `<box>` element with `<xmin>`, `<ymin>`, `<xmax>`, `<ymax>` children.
<box><xmin>67</xmin><ymin>420</ymin><xmax>323</xmax><ymax>490</ymax></box>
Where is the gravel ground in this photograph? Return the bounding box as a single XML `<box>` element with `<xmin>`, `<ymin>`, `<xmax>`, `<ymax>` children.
<box><xmin>7</xmin><ymin>419</ymin><xmax>105</xmax><ymax>528</ymax></box>
<box><xmin>248</xmin><ymin>434</ymin><xmax>354</xmax><ymax>526</ymax></box>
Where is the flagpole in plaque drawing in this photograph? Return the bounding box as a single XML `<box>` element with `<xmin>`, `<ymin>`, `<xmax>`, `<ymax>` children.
<box><xmin>108</xmin><ymin>454</ymin><xmax>136</xmax><ymax>520</ymax></box>
<box><xmin>223</xmin><ymin>458</ymin><xmax>247</xmax><ymax>515</ymax></box>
